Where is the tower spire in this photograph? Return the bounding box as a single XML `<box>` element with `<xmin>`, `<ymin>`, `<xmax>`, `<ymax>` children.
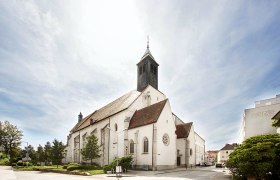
<box><xmin>147</xmin><ymin>35</ymin><xmax>149</xmax><ymax>49</ymax></box>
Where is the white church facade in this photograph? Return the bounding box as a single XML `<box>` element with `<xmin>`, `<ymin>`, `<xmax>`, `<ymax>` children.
<box><xmin>65</xmin><ymin>44</ymin><xmax>205</xmax><ymax>170</ymax></box>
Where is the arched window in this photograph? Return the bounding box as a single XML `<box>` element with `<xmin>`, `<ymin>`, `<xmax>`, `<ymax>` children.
<box><xmin>114</xmin><ymin>123</ymin><xmax>118</xmax><ymax>131</ymax></box>
<box><xmin>130</xmin><ymin>140</ymin><xmax>134</xmax><ymax>154</ymax></box>
<box><xmin>143</xmin><ymin>137</ymin><xmax>148</xmax><ymax>153</ymax></box>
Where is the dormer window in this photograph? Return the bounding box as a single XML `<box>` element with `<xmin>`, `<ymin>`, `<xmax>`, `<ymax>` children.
<box><xmin>90</xmin><ymin>119</ymin><xmax>96</xmax><ymax>125</ymax></box>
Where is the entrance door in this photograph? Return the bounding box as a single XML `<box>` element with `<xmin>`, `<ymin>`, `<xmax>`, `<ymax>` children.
<box><xmin>177</xmin><ymin>157</ymin><xmax>181</xmax><ymax>166</ymax></box>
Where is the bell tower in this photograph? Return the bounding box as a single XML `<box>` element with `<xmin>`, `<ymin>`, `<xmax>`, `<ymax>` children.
<box><xmin>137</xmin><ymin>38</ymin><xmax>159</xmax><ymax>91</ymax></box>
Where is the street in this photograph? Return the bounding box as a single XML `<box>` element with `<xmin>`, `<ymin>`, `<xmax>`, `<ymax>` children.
<box><xmin>0</xmin><ymin>166</ymin><xmax>232</xmax><ymax>180</ymax></box>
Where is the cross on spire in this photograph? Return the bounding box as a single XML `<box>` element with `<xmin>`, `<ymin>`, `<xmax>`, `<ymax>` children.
<box><xmin>147</xmin><ymin>35</ymin><xmax>149</xmax><ymax>49</ymax></box>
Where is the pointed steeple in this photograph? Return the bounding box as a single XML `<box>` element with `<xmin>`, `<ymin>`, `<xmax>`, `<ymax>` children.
<box><xmin>141</xmin><ymin>36</ymin><xmax>156</xmax><ymax>62</ymax></box>
<box><xmin>147</xmin><ymin>35</ymin><xmax>150</xmax><ymax>49</ymax></box>
<box><xmin>137</xmin><ymin>37</ymin><xmax>159</xmax><ymax>91</ymax></box>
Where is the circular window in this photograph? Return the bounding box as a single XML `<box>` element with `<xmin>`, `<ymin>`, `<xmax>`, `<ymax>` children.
<box><xmin>162</xmin><ymin>133</ymin><xmax>170</xmax><ymax>146</ymax></box>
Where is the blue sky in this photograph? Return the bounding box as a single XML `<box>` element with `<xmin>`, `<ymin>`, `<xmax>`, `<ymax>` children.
<box><xmin>0</xmin><ymin>0</ymin><xmax>280</xmax><ymax>150</ymax></box>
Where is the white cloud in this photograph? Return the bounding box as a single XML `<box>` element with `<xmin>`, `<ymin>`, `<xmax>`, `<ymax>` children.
<box><xmin>0</xmin><ymin>0</ymin><xmax>280</xmax><ymax>149</ymax></box>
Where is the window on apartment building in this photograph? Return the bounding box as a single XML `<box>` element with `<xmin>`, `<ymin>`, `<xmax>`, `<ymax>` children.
<box><xmin>143</xmin><ymin>137</ymin><xmax>148</xmax><ymax>153</ymax></box>
<box><xmin>226</xmin><ymin>151</ymin><xmax>228</xmax><ymax>154</ymax></box>
<box><xmin>130</xmin><ymin>140</ymin><xmax>134</xmax><ymax>154</ymax></box>
<box><xmin>190</xmin><ymin>149</ymin><xmax>193</xmax><ymax>156</ymax></box>
<box><xmin>115</xmin><ymin>123</ymin><xmax>118</xmax><ymax>131</ymax></box>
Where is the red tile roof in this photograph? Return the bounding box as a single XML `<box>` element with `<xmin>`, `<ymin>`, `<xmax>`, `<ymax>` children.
<box><xmin>128</xmin><ymin>99</ymin><xmax>168</xmax><ymax>129</ymax></box>
<box><xmin>220</xmin><ymin>143</ymin><xmax>238</xmax><ymax>150</ymax></box>
<box><xmin>175</xmin><ymin>122</ymin><xmax>193</xmax><ymax>139</ymax></box>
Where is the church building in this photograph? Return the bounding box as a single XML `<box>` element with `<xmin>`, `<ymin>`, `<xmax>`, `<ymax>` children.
<box><xmin>65</xmin><ymin>42</ymin><xmax>205</xmax><ymax>170</ymax></box>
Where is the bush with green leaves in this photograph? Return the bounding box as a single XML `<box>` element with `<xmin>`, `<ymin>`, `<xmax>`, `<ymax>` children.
<box><xmin>68</xmin><ymin>162</ymin><xmax>80</xmax><ymax>166</ymax></box>
<box><xmin>67</xmin><ymin>164</ymin><xmax>81</xmax><ymax>171</ymax></box>
<box><xmin>0</xmin><ymin>158</ymin><xmax>9</xmax><ymax>165</ymax></box>
<box><xmin>16</xmin><ymin>161</ymin><xmax>33</xmax><ymax>166</ymax></box>
<box><xmin>227</xmin><ymin>134</ymin><xmax>280</xmax><ymax>179</ymax></box>
<box><xmin>11</xmin><ymin>163</ymin><xmax>17</xmax><ymax>167</ymax></box>
<box><xmin>66</xmin><ymin>163</ymin><xmax>100</xmax><ymax>171</ymax></box>
<box><xmin>103</xmin><ymin>156</ymin><xmax>133</xmax><ymax>173</ymax></box>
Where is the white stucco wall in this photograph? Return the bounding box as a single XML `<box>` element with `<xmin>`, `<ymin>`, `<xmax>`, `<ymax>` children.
<box><xmin>195</xmin><ymin>132</ymin><xmax>205</xmax><ymax>165</ymax></box>
<box><xmin>242</xmin><ymin>95</ymin><xmax>280</xmax><ymax>141</ymax></box>
<box><xmin>155</xmin><ymin>100</ymin><xmax>177</xmax><ymax>169</ymax></box>
<box><xmin>66</xmin><ymin>117</ymin><xmax>110</xmax><ymax>165</ymax></box>
<box><xmin>188</xmin><ymin>125</ymin><xmax>196</xmax><ymax>167</ymax></box>
<box><xmin>217</xmin><ymin>149</ymin><xmax>234</xmax><ymax>163</ymax></box>
<box><xmin>242</xmin><ymin>103</ymin><xmax>279</xmax><ymax>141</ymax></box>
<box><xmin>127</xmin><ymin>124</ymin><xmax>153</xmax><ymax>168</ymax></box>
<box><xmin>129</xmin><ymin>85</ymin><xmax>166</xmax><ymax>111</ymax></box>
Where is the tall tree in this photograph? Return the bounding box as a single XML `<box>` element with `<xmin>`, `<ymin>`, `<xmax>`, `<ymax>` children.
<box><xmin>44</xmin><ymin>141</ymin><xmax>52</xmax><ymax>165</ymax></box>
<box><xmin>51</xmin><ymin>139</ymin><xmax>65</xmax><ymax>168</ymax></box>
<box><xmin>0</xmin><ymin>121</ymin><xmax>23</xmax><ymax>164</ymax></box>
<box><xmin>37</xmin><ymin>144</ymin><xmax>44</xmax><ymax>165</ymax></box>
<box><xmin>25</xmin><ymin>145</ymin><xmax>37</xmax><ymax>165</ymax></box>
<box><xmin>81</xmin><ymin>134</ymin><xmax>100</xmax><ymax>165</ymax></box>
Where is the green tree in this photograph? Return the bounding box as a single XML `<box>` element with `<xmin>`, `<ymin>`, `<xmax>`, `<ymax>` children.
<box><xmin>25</xmin><ymin>145</ymin><xmax>37</xmax><ymax>165</ymax></box>
<box><xmin>44</xmin><ymin>141</ymin><xmax>52</xmax><ymax>165</ymax></box>
<box><xmin>0</xmin><ymin>121</ymin><xmax>23</xmax><ymax>164</ymax></box>
<box><xmin>51</xmin><ymin>139</ymin><xmax>65</xmax><ymax>168</ymax></box>
<box><xmin>81</xmin><ymin>134</ymin><xmax>100</xmax><ymax>165</ymax></box>
<box><xmin>227</xmin><ymin>134</ymin><xmax>280</xmax><ymax>179</ymax></box>
<box><xmin>37</xmin><ymin>144</ymin><xmax>44</xmax><ymax>165</ymax></box>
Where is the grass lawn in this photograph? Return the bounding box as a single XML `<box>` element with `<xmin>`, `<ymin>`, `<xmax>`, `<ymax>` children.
<box><xmin>73</xmin><ymin>169</ymin><xmax>104</xmax><ymax>175</ymax></box>
<box><xmin>14</xmin><ymin>165</ymin><xmax>65</xmax><ymax>171</ymax></box>
<box><xmin>14</xmin><ymin>165</ymin><xmax>104</xmax><ymax>175</ymax></box>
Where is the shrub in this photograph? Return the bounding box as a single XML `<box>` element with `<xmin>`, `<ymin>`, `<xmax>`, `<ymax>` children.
<box><xmin>16</xmin><ymin>161</ymin><xmax>33</xmax><ymax>166</ymax></box>
<box><xmin>67</xmin><ymin>164</ymin><xmax>81</xmax><ymax>171</ymax></box>
<box><xmin>68</xmin><ymin>162</ymin><xmax>80</xmax><ymax>166</ymax></box>
<box><xmin>80</xmin><ymin>165</ymin><xmax>98</xmax><ymax>170</ymax></box>
<box><xmin>12</xmin><ymin>163</ymin><xmax>17</xmax><ymax>167</ymax></box>
<box><xmin>62</xmin><ymin>165</ymin><xmax>67</xmax><ymax>169</ymax></box>
<box><xmin>103</xmin><ymin>156</ymin><xmax>133</xmax><ymax>173</ymax></box>
<box><xmin>17</xmin><ymin>161</ymin><xmax>24</xmax><ymax>166</ymax></box>
<box><xmin>119</xmin><ymin>156</ymin><xmax>133</xmax><ymax>170</ymax></box>
<box><xmin>0</xmin><ymin>158</ymin><xmax>9</xmax><ymax>165</ymax></box>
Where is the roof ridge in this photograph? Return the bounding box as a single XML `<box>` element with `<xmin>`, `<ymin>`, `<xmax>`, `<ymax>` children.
<box><xmin>71</xmin><ymin>90</ymin><xmax>141</xmax><ymax>133</ymax></box>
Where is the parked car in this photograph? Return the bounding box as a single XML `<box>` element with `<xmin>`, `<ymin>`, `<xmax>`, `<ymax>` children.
<box><xmin>215</xmin><ymin>163</ymin><xmax>222</xmax><ymax>168</ymax></box>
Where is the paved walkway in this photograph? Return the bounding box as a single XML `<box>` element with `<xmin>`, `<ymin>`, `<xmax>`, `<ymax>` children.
<box><xmin>0</xmin><ymin>165</ymin><xmax>232</xmax><ymax>180</ymax></box>
<box><xmin>0</xmin><ymin>166</ymin><xmax>17</xmax><ymax>180</ymax></box>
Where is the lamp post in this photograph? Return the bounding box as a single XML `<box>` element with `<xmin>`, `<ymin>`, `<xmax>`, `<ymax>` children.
<box><xmin>106</xmin><ymin>126</ymin><xmax>127</xmax><ymax>177</ymax></box>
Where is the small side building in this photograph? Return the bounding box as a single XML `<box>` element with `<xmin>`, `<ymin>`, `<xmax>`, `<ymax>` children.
<box><xmin>205</xmin><ymin>150</ymin><xmax>218</xmax><ymax>165</ymax></box>
<box><xmin>217</xmin><ymin>143</ymin><xmax>238</xmax><ymax>164</ymax></box>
